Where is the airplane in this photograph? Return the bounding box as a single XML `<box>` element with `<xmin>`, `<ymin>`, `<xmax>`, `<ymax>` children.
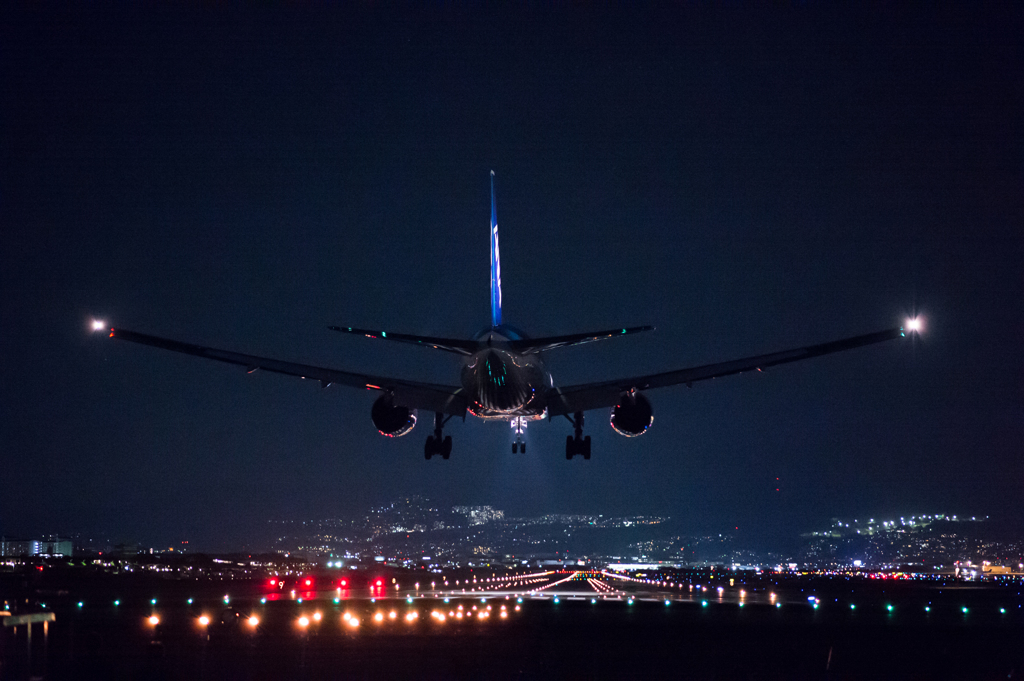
<box><xmin>95</xmin><ymin>171</ymin><xmax>919</xmax><ymax>460</ymax></box>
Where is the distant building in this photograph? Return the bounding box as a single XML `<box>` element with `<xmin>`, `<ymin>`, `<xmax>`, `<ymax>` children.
<box><xmin>452</xmin><ymin>506</ymin><xmax>504</xmax><ymax>525</ymax></box>
<box><xmin>1</xmin><ymin>538</ymin><xmax>73</xmax><ymax>557</ymax></box>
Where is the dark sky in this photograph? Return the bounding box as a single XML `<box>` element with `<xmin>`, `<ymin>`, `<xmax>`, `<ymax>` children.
<box><xmin>3</xmin><ymin>5</ymin><xmax>1021</xmax><ymax>551</ymax></box>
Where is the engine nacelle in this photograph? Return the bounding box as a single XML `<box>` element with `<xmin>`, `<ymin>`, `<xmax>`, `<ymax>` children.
<box><xmin>610</xmin><ymin>391</ymin><xmax>653</xmax><ymax>437</ymax></box>
<box><xmin>371</xmin><ymin>395</ymin><xmax>417</xmax><ymax>437</ymax></box>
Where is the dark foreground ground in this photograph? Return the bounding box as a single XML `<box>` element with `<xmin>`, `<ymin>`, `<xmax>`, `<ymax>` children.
<box><xmin>2</xmin><ymin>572</ymin><xmax>1022</xmax><ymax>680</ymax></box>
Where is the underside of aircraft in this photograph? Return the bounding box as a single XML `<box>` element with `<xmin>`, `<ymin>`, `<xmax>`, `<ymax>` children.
<box><xmin>97</xmin><ymin>172</ymin><xmax>918</xmax><ymax>460</ymax></box>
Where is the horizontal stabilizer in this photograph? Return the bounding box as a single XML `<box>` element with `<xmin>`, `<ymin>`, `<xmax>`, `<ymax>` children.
<box><xmin>328</xmin><ymin>326</ymin><xmax>477</xmax><ymax>355</ymax></box>
<box><xmin>508</xmin><ymin>326</ymin><xmax>654</xmax><ymax>354</ymax></box>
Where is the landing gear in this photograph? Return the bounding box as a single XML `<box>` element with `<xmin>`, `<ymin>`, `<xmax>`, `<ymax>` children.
<box><xmin>564</xmin><ymin>411</ymin><xmax>591</xmax><ymax>460</ymax></box>
<box><xmin>424</xmin><ymin>412</ymin><xmax>453</xmax><ymax>460</ymax></box>
<box><xmin>511</xmin><ymin>416</ymin><xmax>527</xmax><ymax>453</ymax></box>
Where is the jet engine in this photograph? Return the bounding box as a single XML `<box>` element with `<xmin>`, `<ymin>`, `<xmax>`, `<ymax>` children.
<box><xmin>610</xmin><ymin>391</ymin><xmax>653</xmax><ymax>437</ymax></box>
<box><xmin>371</xmin><ymin>395</ymin><xmax>417</xmax><ymax>437</ymax></box>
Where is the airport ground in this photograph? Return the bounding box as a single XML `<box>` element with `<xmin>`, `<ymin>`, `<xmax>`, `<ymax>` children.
<box><xmin>2</xmin><ymin>566</ymin><xmax>1022</xmax><ymax>680</ymax></box>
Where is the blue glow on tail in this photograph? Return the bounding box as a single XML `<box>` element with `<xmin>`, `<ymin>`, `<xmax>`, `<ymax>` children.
<box><xmin>490</xmin><ymin>171</ymin><xmax>502</xmax><ymax>328</ymax></box>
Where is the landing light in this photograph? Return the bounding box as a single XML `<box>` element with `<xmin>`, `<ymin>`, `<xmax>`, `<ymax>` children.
<box><xmin>91</xmin><ymin>319</ymin><xmax>106</xmax><ymax>331</ymax></box>
<box><xmin>905</xmin><ymin>317</ymin><xmax>923</xmax><ymax>333</ymax></box>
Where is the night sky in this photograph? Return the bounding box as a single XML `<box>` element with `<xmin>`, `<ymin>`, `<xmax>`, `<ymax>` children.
<box><xmin>3</xmin><ymin>5</ymin><xmax>1021</xmax><ymax>551</ymax></box>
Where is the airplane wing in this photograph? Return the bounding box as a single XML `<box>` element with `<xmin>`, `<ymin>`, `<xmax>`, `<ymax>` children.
<box><xmin>106</xmin><ymin>327</ymin><xmax>467</xmax><ymax>416</ymax></box>
<box><xmin>545</xmin><ymin>327</ymin><xmax>906</xmax><ymax>416</ymax></box>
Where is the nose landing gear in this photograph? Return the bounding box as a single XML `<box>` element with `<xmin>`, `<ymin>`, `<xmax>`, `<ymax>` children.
<box><xmin>511</xmin><ymin>416</ymin><xmax>527</xmax><ymax>453</ymax></box>
<box><xmin>564</xmin><ymin>411</ymin><xmax>591</xmax><ymax>460</ymax></box>
<box><xmin>424</xmin><ymin>412</ymin><xmax>453</xmax><ymax>460</ymax></box>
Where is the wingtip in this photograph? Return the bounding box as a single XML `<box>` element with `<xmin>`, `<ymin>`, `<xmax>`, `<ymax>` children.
<box><xmin>490</xmin><ymin>169</ymin><xmax>495</xmax><ymax>176</ymax></box>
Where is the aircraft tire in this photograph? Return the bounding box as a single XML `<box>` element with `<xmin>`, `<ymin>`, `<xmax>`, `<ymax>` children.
<box><xmin>583</xmin><ymin>436</ymin><xmax>592</xmax><ymax>460</ymax></box>
<box><xmin>425</xmin><ymin>436</ymin><xmax>435</xmax><ymax>460</ymax></box>
<box><xmin>566</xmin><ymin>436</ymin><xmax>575</xmax><ymax>459</ymax></box>
<box><xmin>512</xmin><ymin>442</ymin><xmax>518</xmax><ymax>454</ymax></box>
<box><xmin>521</xmin><ymin>442</ymin><xmax>526</xmax><ymax>453</ymax></box>
<box><xmin>442</xmin><ymin>435</ymin><xmax>452</xmax><ymax>459</ymax></box>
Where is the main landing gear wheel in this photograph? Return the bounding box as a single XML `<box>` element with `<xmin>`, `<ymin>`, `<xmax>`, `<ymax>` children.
<box><xmin>512</xmin><ymin>442</ymin><xmax>518</xmax><ymax>454</ymax></box>
<box><xmin>424</xmin><ymin>412</ymin><xmax>453</xmax><ymax>460</ymax></box>
<box><xmin>564</xmin><ymin>411</ymin><xmax>592</xmax><ymax>460</ymax></box>
<box><xmin>565</xmin><ymin>435</ymin><xmax>591</xmax><ymax>459</ymax></box>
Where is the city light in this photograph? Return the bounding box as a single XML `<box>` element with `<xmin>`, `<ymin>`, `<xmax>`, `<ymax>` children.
<box><xmin>147</xmin><ymin>615</ymin><xmax>159</xmax><ymax>626</ymax></box>
<box><xmin>198</xmin><ymin>615</ymin><xmax>210</xmax><ymax>626</ymax></box>
<box><xmin>247</xmin><ymin>616</ymin><xmax>259</xmax><ymax>627</ymax></box>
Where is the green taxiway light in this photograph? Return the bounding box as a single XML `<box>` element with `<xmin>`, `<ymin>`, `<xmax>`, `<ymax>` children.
<box><xmin>114</xmin><ymin>600</ymin><xmax>120</xmax><ymax>606</ymax></box>
<box><xmin>925</xmin><ymin>606</ymin><xmax>931</xmax><ymax>612</ymax></box>
<box><xmin>962</xmin><ymin>607</ymin><xmax>969</xmax><ymax>614</ymax></box>
<box><xmin>850</xmin><ymin>604</ymin><xmax>856</xmax><ymax>610</ymax></box>
<box><xmin>887</xmin><ymin>604</ymin><xmax>894</xmax><ymax>612</ymax></box>
<box><xmin>77</xmin><ymin>602</ymin><xmax>84</xmax><ymax>608</ymax></box>
<box><xmin>187</xmin><ymin>598</ymin><xmax>193</xmax><ymax>605</ymax></box>
<box><xmin>701</xmin><ymin>601</ymin><xmax>707</xmax><ymax>607</ymax></box>
<box><xmin>261</xmin><ymin>598</ymin><xmax>267</xmax><ymax>604</ymax></box>
<box><xmin>150</xmin><ymin>599</ymin><xmax>157</xmax><ymax>605</ymax></box>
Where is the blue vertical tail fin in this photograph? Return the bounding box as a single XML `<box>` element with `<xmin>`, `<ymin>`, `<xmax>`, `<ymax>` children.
<box><xmin>490</xmin><ymin>170</ymin><xmax>502</xmax><ymax>328</ymax></box>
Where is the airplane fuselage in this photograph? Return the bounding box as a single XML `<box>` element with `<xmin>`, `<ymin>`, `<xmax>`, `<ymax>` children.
<box><xmin>461</xmin><ymin>326</ymin><xmax>551</xmax><ymax>420</ymax></box>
